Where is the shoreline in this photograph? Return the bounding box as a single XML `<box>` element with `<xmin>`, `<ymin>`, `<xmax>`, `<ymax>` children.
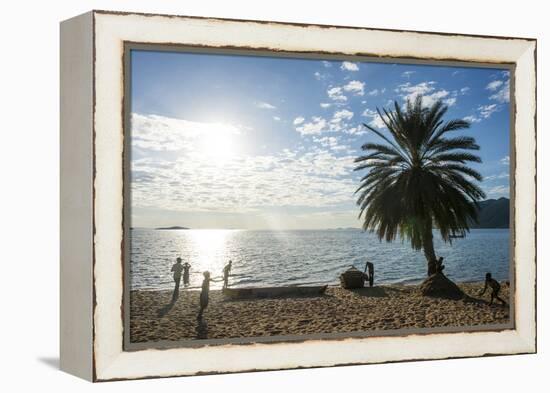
<box><xmin>131</xmin><ymin>277</ymin><xmax>509</xmax><ymax>292</ymax></box>
<box><xmin>129</xmin><ymin>281</ymin><xmax>510</xmax><ymax>343</ymax></box>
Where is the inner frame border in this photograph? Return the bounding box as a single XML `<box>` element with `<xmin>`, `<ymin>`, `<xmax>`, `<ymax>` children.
<box><xmin>121</xmin><ymin>42</ymin><xmax>517</xmax><ymax>352</ymax></box>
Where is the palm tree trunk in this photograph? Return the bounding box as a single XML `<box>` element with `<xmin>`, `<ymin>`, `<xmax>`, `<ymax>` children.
<box><xmin>422</xmin><ymin>220</ymin><xmax>438</xmax><ymax>276</ymax></box>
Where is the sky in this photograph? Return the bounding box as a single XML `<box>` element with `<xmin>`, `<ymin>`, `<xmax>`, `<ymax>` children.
<box><xmin>130</xmin><ymin>49</ymin><xmax>511</xmax><ymax>230</ymax></box>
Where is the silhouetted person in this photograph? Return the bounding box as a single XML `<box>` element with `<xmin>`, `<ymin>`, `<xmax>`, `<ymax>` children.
<box><xmin>170</xmin><ymin>257</ymin><xmax>184</xmax><ymax>302</ymax></box>
<box><xmin>435</xmin><ymin>256</ymin><xmax>445</xmax><ymax>273</ymax></box>
<box><xmin>182</xmin><ymin>262</ymin><xmax>191</xmax><ymax>286</ymax></box>
<box><xmin>157</xmin><ymin>257</ymin><xmax>184</xmax><ymax>317</ymax></box>
<box><xmin>222</xmin><ymin>260</ymin><xmax>232</xmax><ymax>289</ymax></box>
<box><xmin>198</xmin><ymin>271</ymin><xmax>211</xmax><ymax>320</ymax></box>
<box><xmin>366</xmin><ymin>261</ymin><xmax>374</xmax><ymax>287</ymax></box>
<box><xmin>479</xmin><ymin>272</ymin><xmax>506</xmax><ymax>305</ymax></box>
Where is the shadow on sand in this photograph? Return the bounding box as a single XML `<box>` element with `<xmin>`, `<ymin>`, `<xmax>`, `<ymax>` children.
<box><xmin>348</xmin><ymin>286</ymin><xmax>392</xmax><ymax>298</ymax></box>
<box><xmin>195</xmin><ymin>317</ymin><xmax>208</xmax><ymax>339</ymax></box>
<box><xmin>462</xmin><ymin>294</ymin><xmax>508</xmax><ymax>307</ymax></box>
<box><xmin>157</xmin><ymin>289</ymin><xmax>180</xmax><ymax>317</ymax></box>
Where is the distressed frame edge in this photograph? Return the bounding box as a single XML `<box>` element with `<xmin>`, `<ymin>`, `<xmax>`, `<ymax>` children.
<box><xmin>90</xmin><ymin>11</ymin><xmax>537</xmax><ymax>381</ymax></box>
<box><xmin>59</xmin><ymin>11</ymin><xmax>95</xmax><ymax>381</ymax></box>
<box><xmin>512</xmin><ymin>41</ymin><xmax>537</xmax><ymax>354</ymax></box>
<box><xmin>91</xmin><ymin>8</ymin><xmax>537</xmax><ymax>42</ymax></box>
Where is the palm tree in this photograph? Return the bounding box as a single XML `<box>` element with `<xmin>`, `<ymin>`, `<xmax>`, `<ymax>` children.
<box><xmin>354</xmin><ymin>96</ymin><xmax>485</xmax><ymax>277</ymax></box>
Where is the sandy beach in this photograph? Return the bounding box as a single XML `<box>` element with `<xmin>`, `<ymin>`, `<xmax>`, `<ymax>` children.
<box><xmin>129</xmin><ymin>282</ymin><xmax>510</xmax><ymax>343</ymax></box>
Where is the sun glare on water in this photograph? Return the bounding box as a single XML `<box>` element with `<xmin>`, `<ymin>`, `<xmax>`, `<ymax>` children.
<box><xmin>187</xmin><ymin>229</ymin><xmax>233</xmax><ymax>276</ymax></box>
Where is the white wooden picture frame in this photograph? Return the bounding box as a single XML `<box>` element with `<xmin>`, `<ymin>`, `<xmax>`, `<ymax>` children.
<box><xmin>60</xmin><ymin>10</ymin><xmax>536</xmax><ymax>381</ymax></box>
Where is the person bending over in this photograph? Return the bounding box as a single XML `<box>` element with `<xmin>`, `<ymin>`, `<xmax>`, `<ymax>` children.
<box><xmin>479</xmin><ymin>272</ymin><xmax>506</xmax><ymax>305</ymax></box>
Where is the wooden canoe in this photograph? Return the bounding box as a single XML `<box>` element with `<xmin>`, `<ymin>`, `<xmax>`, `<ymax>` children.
<box><xmin>223</xmin><ymin>285</ymin><xmax>328</xmax><ymax>300</ymax></box>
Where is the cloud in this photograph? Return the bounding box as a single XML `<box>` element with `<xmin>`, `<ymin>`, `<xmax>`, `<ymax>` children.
<box><xmin>312</xmin><ymin>136</ymin><xmax>351</xmax><ymax>151</ymax></box>
<box><xmin>295</xmin><ymin>116</ymin><xmax>328</xmax><ymax>135</ymax></box>
<box><xmin>340</xmin><ymin>61</ymin><xmax>359</xmax><ymax>71</ymax></box>
<box><xmin>130</xmin><ymin>113</ymin><xmax>368</xmax><ymax>223</ymax></box>
<box><xmin>273</xmin><ymin>116</ymin><xmax>281</xmax><ymax>121</ymax></box>
<box><xmin>314</xmin><ymin>71</ymin><xmax>330</xmax><ymax>81</ymax></box>
<box><xmin>327</xmin><ymin>86</ymin><xmax>347</xmax><ymax>101</ymax></box>
<box><xmin>395</xmin><ymin>81</ymin><xmax>458</xmax><ymax>107</ymax></box>
<box><xmin>327</xmin><ymin>80</ymin><xmax>366</xmax><ymax>101</ymax></box>
<box><xmin>463</xmin><ymin>103</ymin><xmax>501</xmax><ymax>124</ymax></box>
<box><xmin>131</xmin><ymin>113</ymin><xmax>241</xmax><ymax>152</ymax></box>
<box><xmin>255</xmin><ymin>101</ymin><xmax>276</xmax><ymax>109</ymax></box>
<box><xmin>401</xmin><ymin>71</ymin><xmax>416</xmax><ymax>78</ymax></box>
<box><xmin>362</xmin><ymin>108</ymin><xmax>387</xmax><ymax>129</ymax></box>
<box><xmin>463</xmin><ymin>115</ymin><xmax>481</xmax><ymax>124</ymax></box>
<box><xmin>320</xmin><ymin>103</ymin><xmax>332</xmax><ymax>109</ymax></box>
<box><xmin>369</xmin><ymin>116</ymin><xmax>387</xmax><ymax>129</ymax></box>
<box><xmin>489</xmin><ymin>79</ymin><xmax>510</xmax><ymax>103</ymax></box>
<box><xmin>313</xmin><ymin>136</ymin><xmax>339</xmax><ymax>147</ymax></box>
<box><xmin>484</xmin><ymin>185</ymin><xmax>509</xmax><ymax>198</ymax></box>
<box><xmin>486</xmin><ymin>80</ymin><xmax>504</xmax><ymax>91</ymax></box>
<box><xmin>443</xmin><ymin>97</ymin><xmax>456</xmax><ymax>106</ymax></box>
<box><xmin>293</xmin><ymin>116</ymin><xmax>305</xmax><ymax>125</ymax></box>
<box><xmin>478</xmin><ymin>104</ymin><xmax>499</xmax><ymax>119</ymax></box>
<box><xmin>486</xmin><ymin>73</ymin><xmax>510</xmax><ymax>104</ymax></box>
<box><xmin>484</xmin><ymin>172</ymin><xmax>509</xmax><ymax>181</ymax></box>
<box><xmin>460</xmin><ymin>87</ymin><xmax>470</xmax><ymax>94</ymax></box>
<box><xmin>396</xmin><ymin>81</ymin><xmax>434</xmax><ymax>97</ymax></box>
<box><xmin>132</xmin><ymin>147</ymin><xmax>358</xmax><ymax>214</ymax></box>
<box><xmin>331</xmin><ymin>109</ymin><xmax>354</xmax><ymax>124</ymax></box>
<box><xmin>500</xmin><ymin>155</ymin><xmax>510</xmax><ymax>165</ymax></box>
<box><xmin>296</xmin><ymin>109</ymin><xmax>356</xmax><ymax>136</ymax></box>
<box><xmin>330</xmin><ymin>109</ymin><xmax>356</xmax><ymax>133</ymax></box>
<box><xmin>429</xmin><ymin>90</ymin><xmax>452</xmax><ymax>106</ymax></box>
<box><xmin>345</xmin><ymin>125</ymin><xmax>366</xmax><ymax>136</ymax></box>
<box><xmin>343</xmin><ymin>80</ymin><xmax>365</xmax><ymax>96</ymax></box>
<box><xmin>367</xmin><ymin>88</ymin><xmax>385</xmax><ymax>96</ymax></box>
<box><xmin>322</xmin><ymin>60</ymin><xmax>332</xmax><ymax>68</ymax></box>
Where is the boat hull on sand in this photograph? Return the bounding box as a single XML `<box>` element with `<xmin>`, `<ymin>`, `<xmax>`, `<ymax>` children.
<box><xmin>223</xmin><ymin>285</ymin><xmax>328</xmax><ymax>300</ymax></box>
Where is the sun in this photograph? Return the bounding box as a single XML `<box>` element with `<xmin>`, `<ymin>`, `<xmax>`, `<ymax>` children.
<box><xmin>196</xmin><ymin>123</ymin><xmax>240</xmax><ymax>165</ymax></box>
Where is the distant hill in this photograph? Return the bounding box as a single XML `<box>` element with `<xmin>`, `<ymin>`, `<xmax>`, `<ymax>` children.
<box><xmin>155</xmin><ymin>226</ymin><xmax>189</xmax><ymax>230</ymax></box>
<box><xmin>471</xmin><ymin>197</ymin><xmax>510</xmax><ymax>228</ymax></box>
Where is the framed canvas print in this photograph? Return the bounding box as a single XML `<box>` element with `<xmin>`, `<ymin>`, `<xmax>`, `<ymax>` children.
<box><xmin>60</xmin><ymin>10</ymin><xmax>537</xmax><ymax>381</ymax></box>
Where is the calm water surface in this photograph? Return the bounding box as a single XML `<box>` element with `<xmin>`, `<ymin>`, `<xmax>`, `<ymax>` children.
<box><xmin>130</xmin><ymin>228</ymin><xmax>510</xmax><ymax>290</ymax></box>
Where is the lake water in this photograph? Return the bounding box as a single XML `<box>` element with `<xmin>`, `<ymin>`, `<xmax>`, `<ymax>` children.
<box><xmin>130</xmin><ymin>228</ymin><xmax>510</xmax><ymax>291</ymax></box>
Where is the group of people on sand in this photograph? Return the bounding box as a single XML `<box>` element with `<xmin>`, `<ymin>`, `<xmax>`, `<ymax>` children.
<box><xmin>170</xmin><ymin>257</ymin><xmax>233</xmax><ymax>320</ymax></box>
<box><xmin>167</xmin><ymin>255</ymin><xmax>505</xmax><ymax>323</ymax></box>
<box><xmin>171</xmin><ymin>258</ymin><xmax>191</xmax><ymax>289</ymax></box>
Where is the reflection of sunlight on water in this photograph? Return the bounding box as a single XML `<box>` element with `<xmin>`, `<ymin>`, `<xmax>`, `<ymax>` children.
<box><xmin>131</xmin><ymin>229</ymin><xmax>510</xmax><ymax>290</ymax></box>
<box><xmin>184</xmin><ymin>230</ymin><xmax>233</xmax><ymax>280</ymax></box>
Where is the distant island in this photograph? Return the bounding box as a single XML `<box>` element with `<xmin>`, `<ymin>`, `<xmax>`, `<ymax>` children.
<box><xmin>472</xmin><ymin>197</ymin><xmax>510</xmax><ymax>228</ymax></box>
<box><xmin>155</xmin><ymin>226</ymin><xmax>190</xmax><ymax>230</ymax></box>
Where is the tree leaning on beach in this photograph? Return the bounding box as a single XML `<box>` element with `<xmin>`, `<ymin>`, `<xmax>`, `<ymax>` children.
<box><xmin>354</xmin><ymin>96</ymin><xmax>485</xmax><ymax>277</ymax></box>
